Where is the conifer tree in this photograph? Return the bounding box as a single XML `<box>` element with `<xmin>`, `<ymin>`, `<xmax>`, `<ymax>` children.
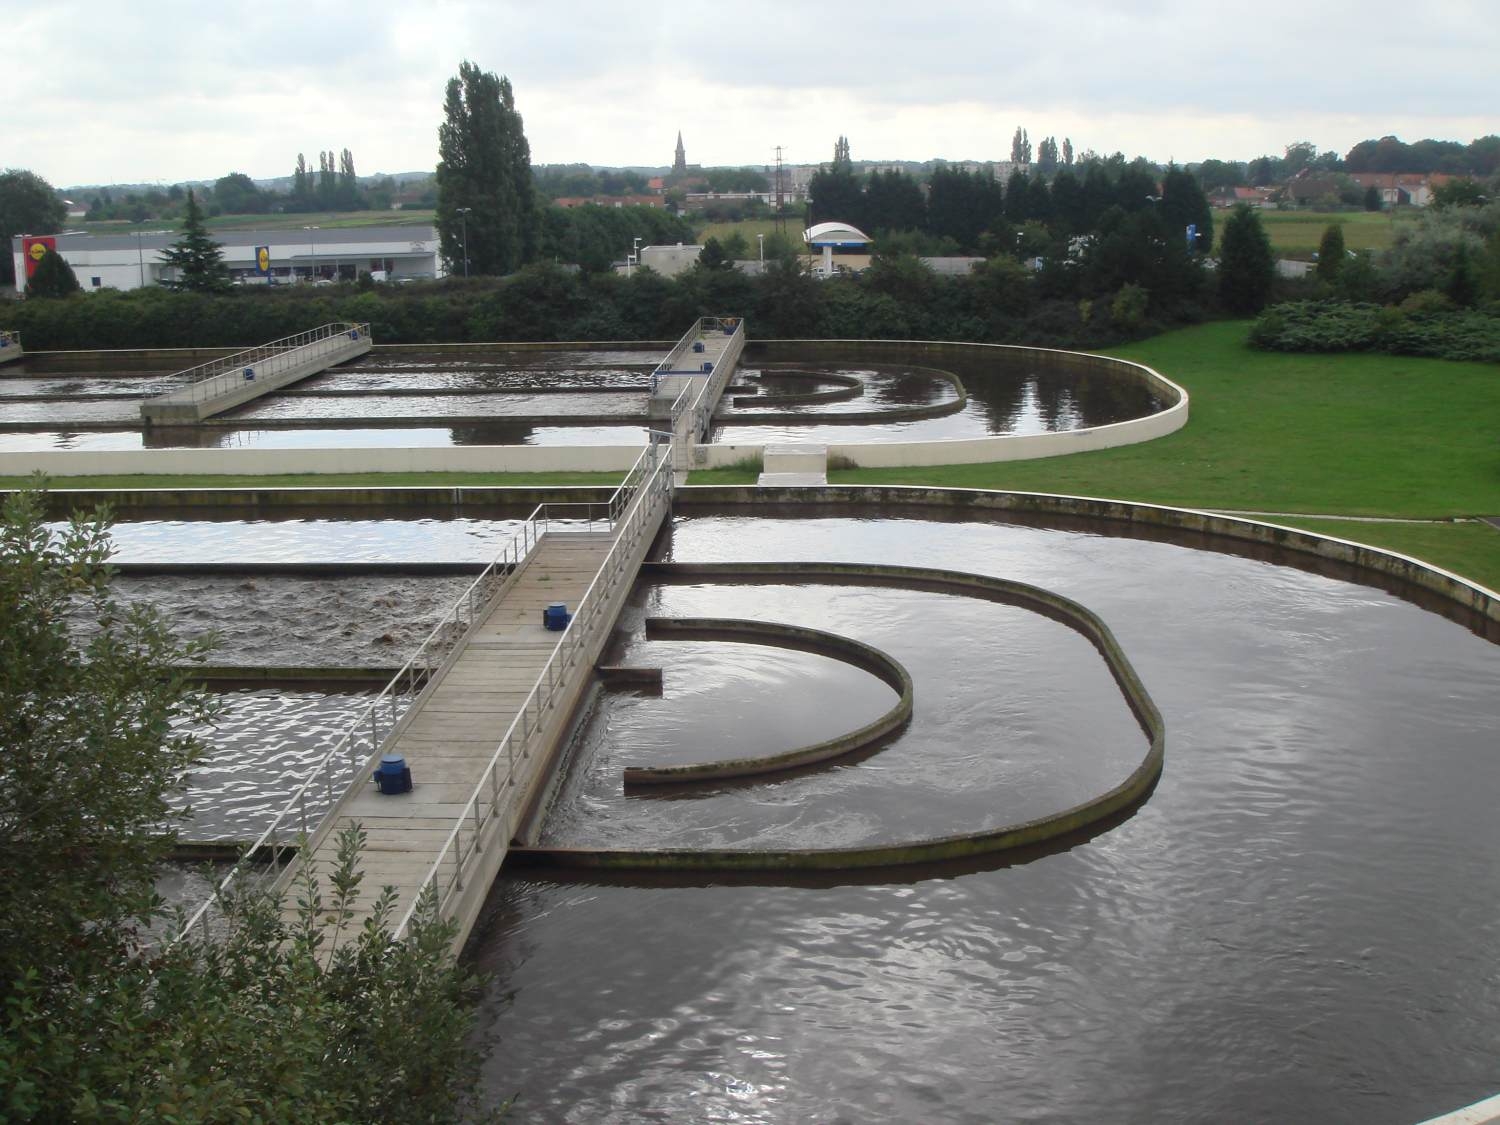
<box><xmin>1316</xmin><ymin>223</ymin><xmax>1345</xmax><ymax>282</ymax></box>
<box><xmin>26</xmin><ymin>245</ymin><xmax>81</xmax><ymax>297</ymax></box>
<box><xmin>160</xmin><ymin>189</ymin><xmax>231</xmax><ymax>291</ymax></box>
<box><xmin>1218</xmin><ymin>203</ymin><xmax>1275</xmax><ymax>314</ymax></box>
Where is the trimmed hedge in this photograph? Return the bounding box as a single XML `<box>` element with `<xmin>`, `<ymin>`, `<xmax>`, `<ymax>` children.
<box><xmin>1250</xmin><ymin>300</ymin><xmax>1500</xmax><ymax>363</ymax></box>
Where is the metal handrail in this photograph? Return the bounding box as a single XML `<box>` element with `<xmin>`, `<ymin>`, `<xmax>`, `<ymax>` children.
<box><xmin>157</xmin><ymin>322</ymin><xmax>370</xmax><ymax>405</ymax></box>
<box><xmin>176</xmin><ymin>441</ymin><xmax>664</xmax><ymax>941</ymax></box>
<box><xmin>391</xmin><ymin>439</ymin><xmax>674</xmax><ymax>938</ymax></box>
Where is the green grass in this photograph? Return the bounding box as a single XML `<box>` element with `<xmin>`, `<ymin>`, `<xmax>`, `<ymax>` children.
<box><xmin>693</xmin><ymin>218</ymin><xmax>796</xmax><ymax>249</ymax></box>
<box><xmin>0</xmin><ymin>470</ymin><xmax>622</xmax><ymax>491</ymax></box>
<box><xmin>1242</xmin><ymin>209</ymin><xmax>1418</xmax><ymax>259</ymax></box>
<box><xmin>83</xmin><ymin>210</ymin><xmax>436</xmax><ymax>236</ymax></box>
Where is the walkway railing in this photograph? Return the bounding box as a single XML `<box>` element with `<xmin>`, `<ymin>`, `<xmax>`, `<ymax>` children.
<box><xmin>651</xmin><ymin>315</ymin><xmax>741</xmax><ymax>380</ymax></box>
<box><xmin>658</xmin><ymin>317</ymin><xmax>745</xmax><ymax>443</ymax></box>
<box><xmin>177</xmin><ymin>440</ymin><xmax>666</xmax><ymax>940</ymax></box>
<box><xmin>391</xmin><ymin>437</ymin><xmax>675</xmax><ymax>938</ymax></box>
<box><xmin>162</xmin><ymin>322</ymin><xmax>370</xmax><ymax>405</ymax></box>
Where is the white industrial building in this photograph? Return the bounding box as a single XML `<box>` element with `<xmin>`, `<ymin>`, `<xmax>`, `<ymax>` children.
<box><xmin>10</xmin><ymin>225</ymin><xmax>445</xmax><ymax>292</ymax></box>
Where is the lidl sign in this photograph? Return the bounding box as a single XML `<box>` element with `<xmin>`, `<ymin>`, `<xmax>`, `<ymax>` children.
<box><xmin>22</xmin><ymin>236</ymin><xmax>56</xmax><ymax>279</ymax></box>
<box><xmin>255</xmin><ymin>245</ymin><xmax>271</xmax><ymax>275</ymax></box>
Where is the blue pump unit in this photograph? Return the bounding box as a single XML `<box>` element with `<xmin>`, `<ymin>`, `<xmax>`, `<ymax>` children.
<box><xmin>373</xmin><ymin>754</ymin><xmax>412</xmax><ymax>795</ymax></box>
<box><xmin>543</xmin><ymin>602</ymin><xmax>571</xmax><ymax>631</ymax></box>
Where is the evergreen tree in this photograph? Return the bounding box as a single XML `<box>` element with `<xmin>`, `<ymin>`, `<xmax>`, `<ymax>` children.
<box><xmin>833</xmin><ymin>135</ymin><xmax>852</xmax><ymax>170</ymax></box>
<box><xmin>1218</xmin><ymin>203</ymin><xmax>1275</xmax><ymax>314</ymax></box>
<box><xmin>1446</xmin><ymin>240</ymin><xmax>1479</xmax><ymax>307</ymax></box>
<box><xmin>1062</xmin><ymin>137</ymin><xmax>1074</xmax><ymax>166</ymax></box>
<box><xmin>26</xmin><ymin>245</ymin><xmax>80</xmax><ymax>297</ymax></box>
<box><xmin>159</xmin><ymin>189</ymin><xmax>231</xmax><ymax>292</ymax></box>
<box><xmin>1160</xmin><ymin>166</ymin><xmax>1213</xmax><ymax>252</ymax></box>
<box><xmin>1363</xmin><ymin>184</ymin><xmax>1383</xmax><ymax>211</ymax></box>
<box><xmin>807</xmin><ymin>163</ymin><xmax>864</xmax><ymax>228</ymax></box>
<box><xmin>1316</xmin><ymin>224</ymin><xmax>1346</xmax><ymax>283</ymax></box>
<box><xmin>436</xmin><ymin>61</ymin><xmax>538</xmax><ymax>276</ymax></box>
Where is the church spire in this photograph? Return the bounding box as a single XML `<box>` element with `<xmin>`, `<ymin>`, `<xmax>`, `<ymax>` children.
<box><xmin>673</xmin><ymin>131</ymin><xmax>686</xmax><ymax>175</ymax></box>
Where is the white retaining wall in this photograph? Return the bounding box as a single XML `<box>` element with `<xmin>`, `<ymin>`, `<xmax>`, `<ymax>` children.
<box><xmin>0</xmin><ymin>444</ymin><xmax>646</xmax><ymax>478</ymax></box>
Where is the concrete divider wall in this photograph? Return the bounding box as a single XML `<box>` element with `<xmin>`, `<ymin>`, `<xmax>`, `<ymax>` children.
<box><xmin>623</xmin><ymin>614</ymin><xmax>914</xmax><ymax>784</ymax></box>
<box><xmin>515</xmin><ymin>559</ymin><xmax>1165</xmax><ymax>873</ymax></box>
<box><xmin>0</xmin><ymin>443</ymin><xmax>648</xmax><ymax>479</ymax></box>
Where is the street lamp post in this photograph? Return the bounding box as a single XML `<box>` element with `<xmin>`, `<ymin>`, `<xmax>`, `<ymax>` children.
<box><xmin>135</xmin><ymin>228</ymin><xmax>147</xmax><ymax>289</ymax></box>
<box><xmin>628</xmin><ymin>236</ymin><xmax>642</xmax><ymax>276</ymax></box>
<box><xmin>456</xmin><ymin>207</ymin><xmax>472</xmax><ymax>277</ymax></box>
<box><xmin>303</xmin><ymin>225</ymin><xmax>319</xmax><ymax>282</ymax></box>
<box><xmin>758</xmin><ymin>233</ymin><xmax>765</xmax><ymax>266</ymax></box>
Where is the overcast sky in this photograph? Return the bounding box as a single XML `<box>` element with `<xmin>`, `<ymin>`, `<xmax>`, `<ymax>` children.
<box><xmin>7</xmin><ymin>0</ymin><xmax>1496</xmax><ymax>188</ymax></box>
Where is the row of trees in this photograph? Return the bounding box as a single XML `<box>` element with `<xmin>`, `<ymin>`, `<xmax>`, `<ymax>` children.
<box><xmin>807</xmin><ymin>159</ymin><xmax>1214</xmax><ymax>259</ymax></box>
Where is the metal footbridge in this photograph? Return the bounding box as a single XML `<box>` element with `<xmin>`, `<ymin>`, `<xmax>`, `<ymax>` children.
<box><xmin>140</xmin><ymin>322</ymin><xmax>371</xmax><ymax>424</ymax></box>
<box><xmin>182</xmin><ymin>317</ymin><xmax>744</xmax><ymax>955</ymax></box>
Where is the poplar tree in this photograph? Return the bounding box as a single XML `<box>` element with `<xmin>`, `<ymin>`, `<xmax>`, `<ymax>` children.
<box><xmin>160</xmin><ymin>189</ymin><xmax>231</xmax><ymax>292</ymax></box>
<box><xmin>436</xmin><ymin>61</ymin><xmax>537</xmax><ymax>276</ymax></box>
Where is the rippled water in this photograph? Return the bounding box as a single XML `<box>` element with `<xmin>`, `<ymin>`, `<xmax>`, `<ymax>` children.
<box><xmin>103</xmin><ymin>573</ymin><xmax>474</xmax><ymax>664</ymax></box>
<box><xmin>96</xmin><ymin>515</ymin><xmax>532</xmax><ymax>563</ymax></box>
<box><xmin>175</xmin><ymin>689</ymin><xmax>381</xmax><ymax>839</ymax></box>
<box><xmin>465</xmin><ymin>510</ymin><xmax>1500</xmax><ymax>1124</ymax></box>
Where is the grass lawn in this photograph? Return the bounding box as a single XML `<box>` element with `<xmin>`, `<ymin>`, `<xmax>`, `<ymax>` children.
<box><xmin>81</xmin><ymin>210</ymin><xmax>436</xmax><ymax>237</ymax></box>
<box><xmin>1241</xmin><ymin>208</ymin><xmax>1418</xmax><ymax>259</ymax></box>
<box><xmin>1</xmin><ymin>470</ymin><xmax>623</xmax><ymax>491</ymax></box>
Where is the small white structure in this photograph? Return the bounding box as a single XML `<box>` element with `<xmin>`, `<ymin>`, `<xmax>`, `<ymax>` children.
<box><xmin>10</xmin><ymin>225</ymin><xmax>445</xmax><ymax>293</ymax></box>
<box><xmin>804</xmin><ymin>221</ymin><xmax>872</xmax><ymax>276</ymax></box>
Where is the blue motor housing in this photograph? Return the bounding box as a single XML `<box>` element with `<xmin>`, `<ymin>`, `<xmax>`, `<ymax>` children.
<box><xmin>373</xmin><ymin>754</ymin><xmax>412</xmax><ymax>795</ymax></box>
<box><xmin>542</xmin><ymin>602</ymin><xmax>571</xmax><ymax>631</ymax></box>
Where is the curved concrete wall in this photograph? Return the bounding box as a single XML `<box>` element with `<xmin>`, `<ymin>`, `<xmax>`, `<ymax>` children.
<box><xmin>706</xmin><ymin>339</ymin><xmax>1189</xmax><ymax>469</ymax></box>
<box><xmin>516</xmin><ymin>560</ymin><xmax>1165</xmax><ymax>873</ymax></box>
<box><xmin>622</xmin><ymin>615</ymin><xmax>914</xmax><ymax>784</ymax></box>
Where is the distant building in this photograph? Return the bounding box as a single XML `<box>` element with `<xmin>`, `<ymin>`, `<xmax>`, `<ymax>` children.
<box><xmin>633</xmin><ymin>243</ymin><xmax>703</xmax><ymax>278</ymax></box>
<box><xmin>552</xmin><ymin>195</ymin><xmax>664</xmax><ymax>209</ymax></box>
<box><xmin>1346</xmin><ymin>172</ymin><xmax>1456</xmax><ymax>208</ymax></box>
<box><xmin>673</xmin><ymin>132</ymin><xmax>687</xmax><ymax>176</ymax></box>
<box><xmin>10</xmin><ymin>225</ymin><xmax>445</xmax><ymax>292</ymax></box>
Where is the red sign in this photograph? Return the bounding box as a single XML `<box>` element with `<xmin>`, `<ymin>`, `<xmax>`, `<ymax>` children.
<box><xmin>22</xmin><ymin>236</ymin><xmax>56</xmax><ymax>280</ymax></box>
